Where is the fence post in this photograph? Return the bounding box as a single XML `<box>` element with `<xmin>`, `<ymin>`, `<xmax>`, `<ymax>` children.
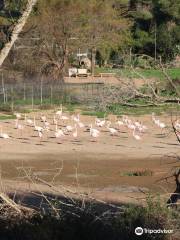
<box><xmin>5</xmin><ymin>89</ymin><xmax>7</xmax><ymax>103</ymax></box>
<box><xmin>50</xmin><ymin>85</ymin><xmax>53</xmax><ymax>106</ymax></box>
<box><xmin>11</xmin><ymin>85</ymin><xmax>14</xmax><ymax>112</ymax></box>
<box><xmin>23</xmin><ymin>82</ymin><xmax>26</xmax><ymax>101</ymax></box>
<box><xmin>32</xmin><ymin>85</ymin><xmax>34</xmax><ymax>109</ymax></box>
<box><xmin>40</xmin><ymin>76</ymin><xmax>43</xmax><ymax>105</ymax></box>
<box><xmin>1</xmin><ymin>72</ymin><xmax>5</xmax><ymax>104</ymax></box>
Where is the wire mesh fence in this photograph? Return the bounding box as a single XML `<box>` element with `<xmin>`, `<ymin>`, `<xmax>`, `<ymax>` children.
<box><xmin>0</xmin><ymin>82</ymin><xmax>105</xmax><ymax>110</ymax></box>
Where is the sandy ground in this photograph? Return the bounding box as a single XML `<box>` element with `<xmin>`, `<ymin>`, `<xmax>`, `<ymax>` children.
<box><xmin>64</xmin><ymin>76</ymin><xmax>152</xmax><ymax>88</ymax></box>
<box><xmin>0</xmin><ymin>111</ymin><xmax>179</xmax><ymax>205</ymax></box>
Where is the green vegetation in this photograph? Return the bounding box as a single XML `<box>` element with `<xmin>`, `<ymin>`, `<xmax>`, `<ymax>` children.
<box><xmin>107</xmin><ymin>103</ymin><xmax>180</xmax><ymax>116</ymax></box>
<box><xmin>0</xmin><ymin>195</ymin><xmax>178</xmax><ymax>240</ymax></box>
<box><xmin>129</xmin><ymin>0</ymin><xmax>180</xmax><ymax>61</ymax></box>
<box><xmin>0</xmin><ymin>115</ymin><xmax>15</xmax><ymax>120</ymax></box>
<box><xmin>1</xmin><ymin>97</ymin><xmax>180</xmax><ymax>117</ymax></box>
<box><xmin>95</xmin><ymin>67</ymin><xmax>180</xmax><ymax>80</ymax></box>
<box><xmin>81</xmin><ymin>111</ymin><xmax>105</xmax><ymax>118</ymax></box>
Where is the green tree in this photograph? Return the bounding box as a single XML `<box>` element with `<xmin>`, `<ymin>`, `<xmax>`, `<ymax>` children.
<box><xmin>129</xmin><ymin>0</ymin><xmax>180</xmax><ymax>61</ymax></box>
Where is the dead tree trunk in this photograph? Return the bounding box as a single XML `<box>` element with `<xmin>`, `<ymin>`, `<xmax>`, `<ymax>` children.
<box><xmin>167</xmin><ymin>170</ymin><xmax>180</xmax><ymax>207</ymax></box>
<box><xmin>0</xmin><ymin>0</ymin><xmax>37</xmax><ymax>68</ymax></box>
<box><xmin>167</xmin><ymin>121</ymin><xmax>180</xmax><ymax>207</ymax></box>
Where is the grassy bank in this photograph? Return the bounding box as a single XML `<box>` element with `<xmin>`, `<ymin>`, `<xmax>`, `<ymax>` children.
<box><xmin>95</xmin><ymin>67</ymin><xmax>180</xmax><ymax>80</ymax></box>
<box><xmin>0</xmin><ymin>100</ymin><xmax>180</xmax><ymax>121</ymax></box>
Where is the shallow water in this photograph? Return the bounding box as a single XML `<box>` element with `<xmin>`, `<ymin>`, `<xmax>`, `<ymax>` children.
<box><xmin>0</xmin><ymin>156</ymin><xmax>175</xmax><ymax>193</ymax></box>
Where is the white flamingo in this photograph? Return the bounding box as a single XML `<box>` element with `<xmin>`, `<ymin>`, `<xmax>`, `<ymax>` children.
<box><xmin>78</xmin><ymin>122</ymin><xmax>85</xmax><ymax>128</ymax></box>
<box><xmin>72</xmin><ymin>114</ymin><xmax>80</xmax><ymax>123</ymax></box>
<box><xmin>25</xmin><ymin>114</ymin><xmax>33</xmax><ymax>126</ymax></box>
<box><xmin>60</xmin><ymin>115</ymin><xmax>69</xmax><ymax>121</ymax></box>
<box><xmin>15</xmin><ymin>120</ymin><xmax>25</xmax><ymax>138</ymax></box>
<box><xmin>72</xmin><ymin>124</ymin><xmax>78</xmax><ymax>139</ymax></box>
<box><xmin>116</xmin><ymin>120</ymin><xmax>124</xmax><ymax>127</ymax></box>
<box><xmin>90</xmin><ymin>124</ymin><xmax>100</xmax><ymax>140</ymax></box>
<box><xmin>152</xmin><ymin>113</ymin><xmax>165</xmax><ymax>131</ymax></box>
<box><xmin>14</xmin><ymin>112</ymin><xmax>21</xmax><ymax>119</ymax></box>
<box><xmin>127</xmin><ymin>122</ymin><xmax>136</xmax><ymax>130</ymax></box>
<box><xmin>95</xmin><ymin>118</ymin><xmax>106</xmax><ymax>127</ymax></box>
<box><xmin>0</xmin><ymin>126</ymin><xmax>10</xmax><ymax>139</ymax></box>
<box><xmin>37</xmin><ymin>130</ymin><xmax>43</xmax><ymax>144</ymax></box>
<box><xmin>55</xmin><ymin>123</ymin><xmax>65</xmax><ymax>136</ymax></box>
<box><xmin>106</xmin><ymin>121</ymin><xmax>118</xmax><ymax>136</ymax></box>
<box><xmin>157</xmin><ymin>121</ymin><xmax>166</xmax><ymax>134</ymax></box>
<box><xmin>53</xmin><ymin>115</ymin><xmax>58</xmax><ymax>125</ymax></box>
<box><xmin>44</xmin><ymin>121</ymin><xmax>50</xmax><ymax>131</ymax></box>
<box><xmin>56</xmin><ymin>104</ymin><xmax>63</xmax><ymax>117</ymax></box>
<box><xmin>55</xmin><ymin>124</ymin><xmax>65</xmax><ymax>143</ymax></box>
<box><xmin>66</xmin><ymin>125</ymin><xmax>74</xmax><ymax>132</ymax></box>
<box><xmin>175</xmin><ymin>120</ymin><xmax>180</xmax><ymax>131</ymax></box>
<box><xmin>34</xmin><ymin>117</ymin><xmax>43</xmax><ymax>132</ymax></box>
<box><xmin>133</xmin><ymin>128</ymin><xmax>141</xmax><ymax>140</ymax></box>
<box><xmin>40</xmin><ymin>114</ymin><xmax>46</xmax><ymax>123</ymax></box>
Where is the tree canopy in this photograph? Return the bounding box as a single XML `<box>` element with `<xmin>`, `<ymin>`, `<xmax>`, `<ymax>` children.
<box><xmin>0</xmin><ymin>0</ymin><xmax>179</xmax><ymax>79</ymax></box>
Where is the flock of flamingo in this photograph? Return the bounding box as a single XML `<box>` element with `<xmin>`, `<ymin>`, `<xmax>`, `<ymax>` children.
<box><xmin>0</xmin><ymin>105</ymin><xmax>178</xmax><ymax>144</ymax></box>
